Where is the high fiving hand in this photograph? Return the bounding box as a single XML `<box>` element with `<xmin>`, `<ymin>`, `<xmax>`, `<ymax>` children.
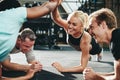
<box><xmin>49</xmin><ymin>0</ymin><xmax>63</xmax><ymax>6</ymax></box>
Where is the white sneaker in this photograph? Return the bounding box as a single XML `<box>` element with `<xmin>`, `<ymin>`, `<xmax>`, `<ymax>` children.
<box><xmin>96</xmin><ymin>49</ymin><xmax>103</xmax><ymax>62</ymax></box>
<box><xmin>89</xmin><ymin>56</ymin><xmax>92</xmax><ymax>61</ymax></box>
<box><xmin>97</xmin><ymin>55</ymin><xmax>102</xmax><ymax>62</ymax></box>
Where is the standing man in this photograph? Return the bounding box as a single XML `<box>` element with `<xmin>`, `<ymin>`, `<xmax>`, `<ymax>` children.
<box><xmin>83</xmin><ymin>8</ymin><xmax>120</xmax><ymax>80</ymax></box>
<box><xmin>2</xmin><ymin>28</ymin><xmax>42</xmax><ymax>76</ymax></box>
<box><xmin>0</xmin><ymin>0</ymin><xmax>62</xmax><ymax>79</ymax></box>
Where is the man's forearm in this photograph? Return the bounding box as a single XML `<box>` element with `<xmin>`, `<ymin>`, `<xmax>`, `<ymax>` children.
<box><xmin>27</xmin><ymin>1</ymin><xmax>59</xmax><ymax>19</ymax></box>
<box><xmin>42</xmin><ymin>1</ymin><xmax>58</xmax><ymax>12</ymax></box>
<box><xmin>3</xmin><ymin>63</ymin><xmax>31</xmax><ymax>72</ymax></box>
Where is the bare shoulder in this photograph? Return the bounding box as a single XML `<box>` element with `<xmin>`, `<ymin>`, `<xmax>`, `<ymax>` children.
<box><xmin>80</xmin><ymin>31</ymin><xmax>92</xmax><ymax>52</ymax></box>
<box><xmin>81</xmin><ymin>31</ymin><xmax>91</xmax><ymax>43</ymax></box>
<box><xmin>80</xmin><ymin>31</ymin><xmax>91</xmax><ymax>50</ymax></box>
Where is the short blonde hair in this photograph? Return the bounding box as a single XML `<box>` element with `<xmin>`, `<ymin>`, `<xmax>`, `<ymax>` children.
<box><xmin>67</xmin><ymin>11</ymin><xmax>88</xmax><ymax>28</ymax></box>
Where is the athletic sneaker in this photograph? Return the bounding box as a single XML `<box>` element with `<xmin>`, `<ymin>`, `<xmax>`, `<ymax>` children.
<box><xmin>97</xmin><ymin>55</ymin><xmax>102</xmax><ymax>62</ymax></box>
<box><xmin>89</xmin><ymin>56</ymin><xmax>92</xmax><ymax>61</ymax></box>
<box><xmin>96</xmin><ymin>49</ymin><xmax>103</xmax><ymax>62</ymax></box>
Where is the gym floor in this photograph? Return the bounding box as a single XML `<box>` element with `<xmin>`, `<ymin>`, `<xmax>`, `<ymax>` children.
<box><xmin>4</xmin><ymin>44</ymin><xmax>114</xmax><ymax>80</ymax></box>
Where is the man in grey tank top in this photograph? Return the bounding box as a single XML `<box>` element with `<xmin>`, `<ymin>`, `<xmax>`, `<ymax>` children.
<box><xmin>2</xmin><ymin>28</ymin><xmax>42</xmax><ymax>74</ymax></box>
